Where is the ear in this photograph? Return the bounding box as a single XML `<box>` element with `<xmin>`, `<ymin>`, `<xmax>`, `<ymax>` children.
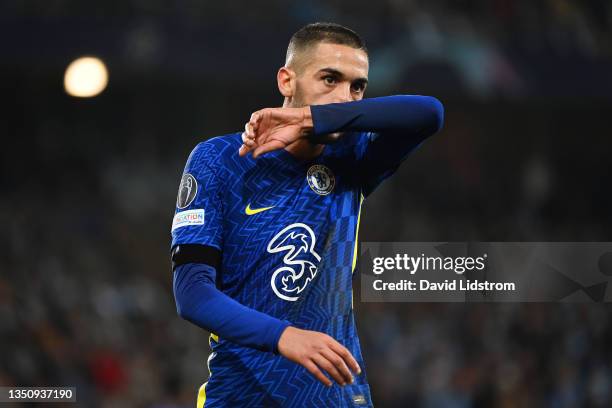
<box><xmin>277</xmin><ymin>66</ymin><xmax>296</xmax><ymax>98</ymax></box>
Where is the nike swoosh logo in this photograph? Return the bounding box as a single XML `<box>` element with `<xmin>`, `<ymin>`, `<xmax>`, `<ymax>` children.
<box><xmin>245</xmin><ymin>203</ymin><xmax>275</xmax><ymax>215</ymax></box>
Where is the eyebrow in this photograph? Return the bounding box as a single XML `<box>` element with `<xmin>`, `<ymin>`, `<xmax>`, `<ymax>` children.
<box><xmin>318</xmin><ymin>67</ymin><xmax>368</xmax><ymax>86</ymax></box>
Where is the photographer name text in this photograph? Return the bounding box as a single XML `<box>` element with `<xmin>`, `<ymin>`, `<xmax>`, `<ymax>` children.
<box><xmin>373</xmin><ymin>279</ymin><xmax>516</xmax><ymax>292</ymax></box>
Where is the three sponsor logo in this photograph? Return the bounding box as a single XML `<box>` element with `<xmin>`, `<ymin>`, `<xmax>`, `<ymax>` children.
<box><xmin>267</xmin><ymin>223</ymin><xmax>321</xmax><ymax>301</ymax></box>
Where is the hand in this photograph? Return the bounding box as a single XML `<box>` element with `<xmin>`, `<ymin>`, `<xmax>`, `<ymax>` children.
<box><xmin>277</xmin><ymin>326</ymin><xmax>361</xmax><ymax>387</ymax></box>
<box><xmin>238</xmin><ymin>107</ymin><xmax>313</xmax><ymax>158</ymax></box>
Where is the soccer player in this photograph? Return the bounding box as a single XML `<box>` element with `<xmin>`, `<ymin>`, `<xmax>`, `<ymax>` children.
<box><xmin>171</xmin><ymin>22</ymin><xmax>444</xmax><ymax>407</ymax></box>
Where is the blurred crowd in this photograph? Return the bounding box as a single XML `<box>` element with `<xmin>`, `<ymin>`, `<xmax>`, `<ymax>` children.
<box><xmin>359</xmin><ymin>303</ymin><xmax>612</xmax><ymax>407</ymax></box>
<box><xmin>2</xmin><ymin>1</ymin><xmax>612</xmax><ymax>407</ymax></box>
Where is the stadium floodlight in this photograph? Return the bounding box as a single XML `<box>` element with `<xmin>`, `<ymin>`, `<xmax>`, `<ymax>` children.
<box><xmin>64</xmin><ymin>56</ymin><xmax>108</xmax><ymax>97</ymax></box>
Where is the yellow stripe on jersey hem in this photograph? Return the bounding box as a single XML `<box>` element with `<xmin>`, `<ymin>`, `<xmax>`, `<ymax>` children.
<box><xmin>351</xmin><ymin>191</ymin><xmax>365</xmax><ymax>310</ymax></box>
<box><xmin>351</xmin><ymin>191</ymin><xmax>365</xmax><ymax>273</ymax></box>
<box><xmin>197</xmin><ymin>382</ymin><xmax>207</xmax><ymax>408</ymax></box>
<box><xmin>200</xmin><ymin>333</ymin><xmax>217</xmax><ymax>407</ymax></box>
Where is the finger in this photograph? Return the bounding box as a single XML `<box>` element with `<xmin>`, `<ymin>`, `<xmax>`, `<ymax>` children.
<box><xmin>321</xmin><ymin>348</ymin><xmax>353</xmax><ymax>384</ymax></box>
<box><xmin>240</xmin><ymin>132</ymin><xmax>256</xmax><ymax>147</ymax></box>
<box><xmin>303</xmin><ymin>359</ymin><xmax>332</xmax><ymax>387</ymax></box>
<box><xmin>249</xmin><ymin>111</ymin><xmax>262</xmax><ymax>132</ymax></box>
<box><xmin>329</xmin><ymin>341</ymin><xmax>361</xmax><ymax>375</ymax></box>
<box><xmin>244</xmin><ymin>122</ymin><xmax>255</xmax><ymax>139</ymax></box>
<box><xmin>238</xmin><ymin>144</ymin><xmax>251</xmax><ymax>157</ymax></box>
<box><xmin>252</xmin><ymin>140</ymin><xmax>285</xmax><ymax>159</ymax></box>
<box><xmin>312</xmin><ymin>354</ymin><xmax>346</xmax><ymax>386</ymax></box>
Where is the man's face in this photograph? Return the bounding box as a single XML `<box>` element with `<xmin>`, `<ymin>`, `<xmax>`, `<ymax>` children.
<box><xmin>291</xmin><ymin>42</ymin><xmax>369</xmax><ymax>107</ymax></box>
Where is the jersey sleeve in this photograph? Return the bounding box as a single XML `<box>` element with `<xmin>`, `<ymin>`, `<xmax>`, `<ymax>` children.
<box><xmin>171</xmin><ymin>142</ymin><xmax>224</xmax><ymax>251</ymax></box>
<box><xmin>310</xmin><ymin>95</ymin><xmax>444</xmax><ymax>197</ymax></box>
<box><xmin>173</xmin><ymin>263</ymin><xmax>290</xmax><ymax>353</ymax></box>
<box><xmin>353</xmin><ymin>130</ymin><xmax>423</xmax><ymax>198</ymax></box>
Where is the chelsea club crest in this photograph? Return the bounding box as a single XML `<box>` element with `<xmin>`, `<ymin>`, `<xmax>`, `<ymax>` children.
<box><xmin>307</xmin><ymin>164</ymin><xmax>335</xmax><ymax>195</ymax></box>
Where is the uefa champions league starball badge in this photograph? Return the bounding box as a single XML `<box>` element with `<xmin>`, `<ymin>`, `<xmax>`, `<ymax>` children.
<box><xmin>177</xmin><ymin>173</ymin><xmax>198</xmax><ymax>209</ymax></box>
<box><xmin>307</xmin><ymin>164</ymin><xmax>335</xmax><ymax>195</ymax></box>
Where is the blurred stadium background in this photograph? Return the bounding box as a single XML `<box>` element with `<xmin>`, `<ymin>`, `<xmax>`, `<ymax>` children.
<box><xmin>2</xmin><ymin>1</ymin><xmax>612</xmax><ymax>407</ymax></box>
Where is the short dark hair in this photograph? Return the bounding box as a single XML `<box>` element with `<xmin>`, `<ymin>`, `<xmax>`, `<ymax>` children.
<box><xmin>286</xmin><ymin>22</ymin><xmax>367</xmax><ymax>64</ymax></box>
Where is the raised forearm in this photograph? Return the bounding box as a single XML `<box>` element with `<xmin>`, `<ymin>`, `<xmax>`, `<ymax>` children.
<box><xmin>308</xmin><ymin>95</ymin><xmax>444</xmax><ymax>136</ymax></box>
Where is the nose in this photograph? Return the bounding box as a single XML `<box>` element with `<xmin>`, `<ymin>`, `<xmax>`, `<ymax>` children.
<box><xmin>332</xmin><ymin>84</ymin><xmax>353</xmax><ymax>103</ymax></box>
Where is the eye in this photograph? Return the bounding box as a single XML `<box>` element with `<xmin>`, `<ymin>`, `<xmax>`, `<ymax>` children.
<box><xmin>351</xmin><ymin>83</ymin><xmax>366</xmax><ymax>93</ymax></box>
<box><xmin>323</xmin><ymin>76</ymin><xmax>337</xmax><ymax>85</ymax></box>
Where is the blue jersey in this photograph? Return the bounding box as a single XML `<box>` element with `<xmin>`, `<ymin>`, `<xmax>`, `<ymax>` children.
<box><xmin>170</xmin><ymin>96</ymin><xmax>444</xmax><ymax>407</ymax></box>
<box><xmin>173</xmin><ymin>131</ymin><xmax>376</xmax><ymax>407</ymax></box>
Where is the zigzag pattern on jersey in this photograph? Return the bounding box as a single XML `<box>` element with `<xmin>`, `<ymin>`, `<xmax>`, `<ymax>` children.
<box><xmin>191</xmin><ymin>133</ymin><xmax>373</xmax><ymax>407</ymax></box>
<box><xmin>205</xmin><ymin>134</ymin><xmax>344</xmax><ymax>313</ymax></box>
<box><xmin>204</xmin><ymin>212</ymin><xmax>372</xmax><ymax>407</ymax></box>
